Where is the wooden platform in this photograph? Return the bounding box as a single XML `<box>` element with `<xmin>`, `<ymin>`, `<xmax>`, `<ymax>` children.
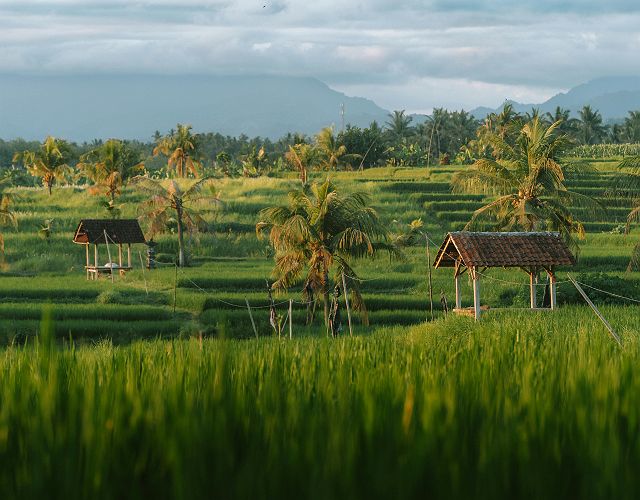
<box><xmin>86</xmin><ymin>266</ymin><xmax>132</xmax><ymax>280</ymax></box>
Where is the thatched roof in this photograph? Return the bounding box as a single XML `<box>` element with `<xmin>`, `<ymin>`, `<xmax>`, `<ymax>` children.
<box><xmin>73</xmin><ymin>219</ymin><xmax>146</xmax><ymax>245</ymax></box>
<box><xmin>434</xmin><ymin>231</ymin><xmax>575</xmax><ymax>269</ymax></box>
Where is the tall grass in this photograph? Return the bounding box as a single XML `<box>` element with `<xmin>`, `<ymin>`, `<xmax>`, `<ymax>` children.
<box><xmin>1</xmin><ymin>308</ymin><xmax>639</xmax><ymax>498</ymax></box>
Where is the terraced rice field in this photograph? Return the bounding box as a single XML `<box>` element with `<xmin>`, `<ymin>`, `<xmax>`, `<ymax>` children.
<box><xmin>1</xmin><ymin>161</ymin><xmax>638</xmax><ymax>341</ymax></box>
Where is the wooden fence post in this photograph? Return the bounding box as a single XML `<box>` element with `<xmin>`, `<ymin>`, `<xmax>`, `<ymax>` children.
<box><xmin>246</xmin><ymin>298</ymin><xmax>258</xmax><ymax>339</ymax></box>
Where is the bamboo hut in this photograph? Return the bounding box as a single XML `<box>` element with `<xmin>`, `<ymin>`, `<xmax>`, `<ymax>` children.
<box><xmin>73</xmin><ymin>219</ymin><xmax>146</xmax><ymax>280</ymax></box>
<box><xmin>434</xmin><ymin>231</ymin><xmax>575</xmax><ymax>320</ymax></box>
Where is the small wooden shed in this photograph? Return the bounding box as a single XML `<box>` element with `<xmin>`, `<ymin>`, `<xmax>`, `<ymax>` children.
<box><xmin>73</xmin><ymin>219</ymin><xmax>146</xmax><ymax>280</ymax></box>
<box><xmin>434</xmin><ymin>231</ymin><xmax>575</xmax><ymax>320</ymax></box>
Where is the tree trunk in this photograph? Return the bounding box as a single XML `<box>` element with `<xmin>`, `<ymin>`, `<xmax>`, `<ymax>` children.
<box><xmin>176</xmin><ymin>207</ymin><xmax>185</xmax><ymax>267</ymax></box>
<box><xmin>47</xmin><ymin>179</ymin><xmax>52</xmax><ymax>196</ymax></box>
<box><xmin>322</xmin><ymin>269</ymin><xmax>330</xmax><ymax>332</ymax></box>
<box><xmin>323</xmin><ymin>288</ymin><xmax>330</xmax><ymax>333</ymax></box>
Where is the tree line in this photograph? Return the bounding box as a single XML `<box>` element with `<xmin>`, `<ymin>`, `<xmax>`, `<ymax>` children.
<box><xmin>4</xmin><ymin>104</ymin><xmax>640</xmax><ymax>186</ymax></box>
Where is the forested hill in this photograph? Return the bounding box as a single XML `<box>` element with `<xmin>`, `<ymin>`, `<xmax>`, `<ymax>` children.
<box><xmin>0</xmin><ymin>74</ymin><xmax>389</xmax><ymax>142</ymax></box>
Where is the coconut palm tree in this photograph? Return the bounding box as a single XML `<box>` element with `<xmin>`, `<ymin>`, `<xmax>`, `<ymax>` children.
<box><xmin>610</xmin><ymin>156</ymin><xmax>640</xmax><ymax>269</ymax></box>
<box><xmin>13</xmin><ymin>136</ymin><xmax>72</xmax><ymax>195</ymax></box>
<box><xmin>0</xmin><ymin>176</ymin><xmax>16</xmax><ymax>258</ymax></box>
<box><xmin>385</xmin><ymin>110</ymin><xmax>414</xmax><ymax>143</ymax></box>
<box><xmin>256</xmin><ymin>179</ymin><xmax>396</xmax><ymax>329</ymax></box>
<box><xmin>452</xmin><ymin>116</ymin><xmax>596</xmax><ymax>249</ymax></box>
<box><xmin>132</xmin><ymin>177</ymin><xmax>218</xmax><ymax>267</ymax></box>
<box><xmin>78</xmin><ymin>139</ymin><xmax>144</xmax><ymax>203</ymax></box>
<box><xmin>315</xmin><ymin>127</ymin><xmax>350</xmax><ymax>170</ymax></box>
<box><xmin>577</xmin><ymin>105</ymin><xmax>607</xmax><ymax>145</ymax></box>
<box><xmin>153</xmin><ymin>124</ymin><xmax>201</xmax><ymax>178</ymax></box>
<box><xmin>284</xmin><ymin>143</ymin><xmax>316</xmax><ymax>183</ymax></box>
<box><xmin>623</xmin><ymin>111</ymin><xmax>640</xmax><ymax>143</ymax></box>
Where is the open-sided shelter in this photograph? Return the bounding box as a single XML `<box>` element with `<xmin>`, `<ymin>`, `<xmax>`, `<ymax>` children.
<box><xmin>434</xmin><ymin>231</ymin><xmax>575</xmax><ymax>320</ymax></box>
<box><xmin>73</xmin><ymin>219</ymin><xmax>146</xmax><ymax>280</ymax></box>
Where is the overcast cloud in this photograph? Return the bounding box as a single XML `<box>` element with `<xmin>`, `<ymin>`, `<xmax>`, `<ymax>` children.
<box><xmin>1</xmin><ymin>0</ymin><xmax>639</xmax><ymax>112</ymax></box>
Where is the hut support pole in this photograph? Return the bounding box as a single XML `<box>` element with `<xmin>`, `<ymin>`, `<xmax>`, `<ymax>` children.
<box><xmin>529</xmin><ymin>271</ymin><xmax>537</xmax><ymax>309</ymax></box>
<box><xmin>94</xmin><ymin>244</ymin><xmax>98</xmax><ymax>281</ymax></box>
<box><xmin>472</xmin><ymin>267</ymin><xmax>481</xmax><ymax>321</ymax></box>
<box><xmin>548</xmin><ymin>270</ymin><xmax>557</xmax><ymax>310</ymax></box>
<box><xmin>127</xmin><ymin>244</ymin><xmax>132</xmax><ymax>268</ymax></box>
<box><xmin>85</xmin><ymin>244</ymin><xmax>89</xmax><ymax>280</ymax></box>
<box><xmin>454</xmin><ymin>262</ymin><xmax>462</xmax><ymax>310</ymax></box>
<box><xmin>118</xmin><ymin>244</ymin><xmax>123</xmax><ymax>268</ymax></box>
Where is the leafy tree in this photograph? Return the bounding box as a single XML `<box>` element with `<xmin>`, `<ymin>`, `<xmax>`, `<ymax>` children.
<box><xmin>153</xmin><ymin>124</ymin><xmax>201</xmax><ymax>178</ymax></box>
<box><xmin>452</xmin><ymin>117</ymin><xmax>595</xmax><ymax>249</ymax></box>
<box><xmin>256</xmin><ymin>180</ymin><xmax>395</xmax><ymax>330</ymax></box>
<box><xmin>77</xmin><ymin>139</ymin><xmax>144</xmax><ymax>202</ymax></box>
<box><xmin>337</xmin><ymin>123</ymin><xmax>386</xmax><ymax>169</ymax></box>
<box><xmin>132</xmin><ymin>177</ymin><xmax>218</xmax><ymax>267</ymax></box>
<box><xmin>577</xmin><ymin>105</ymin><xmax>608</xmax><ymax>145</ymax></box>
<box><xmin>241</xmin><ymin>146</ymin><xmax>267</xmax><ymax>177</ymax></box>
<box><xmin>13</xmin><ymin>137</ymin><xmax>72</xmax><ymax>195</ymax></box>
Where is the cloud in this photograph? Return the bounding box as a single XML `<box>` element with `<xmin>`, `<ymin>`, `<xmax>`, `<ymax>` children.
<box><xmin>0</xmin><ymin>1</ymin><xmax>639</xmax><ymax>111</ymax></box>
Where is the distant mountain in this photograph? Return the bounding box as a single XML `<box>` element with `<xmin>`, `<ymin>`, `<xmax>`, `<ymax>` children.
<box><xmin>0</xmin><ymin>75</ymin><xmax>390</xmax><ymax>142</ymax></box>
<box><xmin>471</xmin><ymin>76</ymin><xmax>640</xmax><ymax>121</ymax></box>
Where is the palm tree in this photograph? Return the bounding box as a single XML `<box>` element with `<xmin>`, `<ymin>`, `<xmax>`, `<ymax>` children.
<box><xmin>315</xmin><ymin>127</ymin><xmax>348</xmax><ymax>170</ymax></box>
<box><xmin>153</xmin><ymin>124</ymin><xmax>201</xmax><ymax>178</ymax></box>
<box><xmin>544</xmin><ymin>106</ymin><xmax>578</xmax><ymax>138</ymax></box>
<box><xmin>385</xmin><ymin>110</ymin><xmax>414</xmax><ymax>143</ymax></box>
<box><xmin>0</xmin><ymin>176</ymin><xmax>16</xmax><ymax>259</ymax></box>
<box><xmin>256</xmin><ymin>180</ymin><xmax>395</xmax><ymax>330</ymax></box>
<box><xmin>610</xmin><ymin>156</ymin><xmax>640</xmax><ymax>269</ymax></box>
<box><xmin>132</xmin><ymin>177</ymin><xmax>218</xmax><ymax>267</ymax></box>
<box><xmin>577</xmin><ymin>105</ymin><xmax>607</xmax><ymax>145</ymax></box>
<box><xmin>452</xmin><ymin>116</ymin><xmax>595</xmax><ymax>249</ymax></box>
<box><xmin>13</xmin><ymin>136</ymin><xmax>71</xmax><ymax>195</ymax></box>
<box><xmin>284</xmin><ymin>143</ymin><xmax>316</xmax><ymax>183</ymax></box>
<box><xmin>78</xmin><ymin>139</ymin><xmax>144</xmax><ymax>203</ymax></box>
<box><xmin>624</xmin><ymin>111</ymin><xmax>640</xmax><ymax>143</ymax></box>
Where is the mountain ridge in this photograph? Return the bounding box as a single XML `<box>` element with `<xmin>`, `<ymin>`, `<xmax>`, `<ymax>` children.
<box><xmin>0</xmin><ymin>74</ymin><xmax>389</xmax><ymax>142</ymax></box>
<box><xmin>471</xmin><ymin>76</ymin><xmax>640</xmax><ymax>120</ymax></box>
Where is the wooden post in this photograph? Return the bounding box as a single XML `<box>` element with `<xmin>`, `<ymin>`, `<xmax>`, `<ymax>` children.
<box><xmin>173</xmin><ymin>263</ymin><xmax>178</xmax><ymax>314</ymax></box>
<box><xmin>567</xmin><ymin>275</ymin><xmax>621</xmax><ymax>346</ymax></box>
<box><xmin>425</xmin><ymin>234</ymin><xmax>434</xmax><ymax>321</ymax></box>
<box><xmin>139</xmin><ymin>251</ymin><xmax>148</xmax><ymax>295</ymax></box>
<box><xmin>94</xmin><ymin>244</ymin><xmax>98</xmax><ymax>280</ymax></box>
<box><xmin>118</xmin><ymin>244</ymin><xmax>123</xmax><ymax>268</ymax></box>
<box><xmin>104</xmin><ymin>230</ymin><xmax>114</xmax><ymax>284</ymax></box>
<box><xmin>245</xmin><ymin>298</ymin><xmax>258</xmax><ymax>339</ymax></box>
<box><xmin>289</xmin><ymin>299</ymin><xmax>293</xmax><ymax>340</ymax></box>
<box><xmin>548</xmin><ymin>271</ymin><xmax>557</xmax><ymax>310</ymax></box>
<box><xmin>85</xmin><ymin>244</ymin><xmax>90</xmax><ymax>280</ymax></box>
<box><xmin>127</xmin><ymin>244</ymin><xmax>132</xmax><ymax>268</ymax></box>
<box><xmin>529</xmin><ymin>272</ymin><xmax>536</xmax><ymax>309</ymax></box>
<box><xmin>472</xmin><ymin>267</ymin><xmax>481</xmax><ymax>321</ymax></box>
<box><xmin>341</xmin><ymin>272</ymin><xmax>353</xmax><ymax>337</ymax></box>
<box><xmin>454</xmin><ymin>263</ymin><xmax>462</xmax><ymax>310</ymax></box>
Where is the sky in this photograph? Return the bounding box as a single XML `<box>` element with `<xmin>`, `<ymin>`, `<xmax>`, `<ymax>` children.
<box><xmin>1</xmin><ymin>0</ymin><xmax>640</xmax><ymax>113</ymax></box>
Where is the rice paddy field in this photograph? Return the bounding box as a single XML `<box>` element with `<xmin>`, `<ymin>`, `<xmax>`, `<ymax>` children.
<box><xmin>1</xmin><ymin>161</ymin><xmax>640</xmax><ymax>498</ymax></box>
